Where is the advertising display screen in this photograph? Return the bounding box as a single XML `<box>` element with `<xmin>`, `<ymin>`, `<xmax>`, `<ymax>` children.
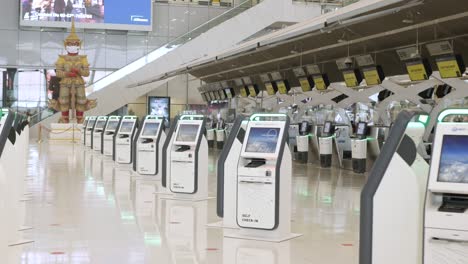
<box><xmin>148</xmin><ymin>97</ymin><xmax>170</xmax><ymax>123</ymax></box>
<box><xmin>20</xmin><ymin>0</ymin><xmax>153</xmax><ymax>31</ymax></box>
<box><xmin>106</xmin><ymin>121</ymin><xmax>119</xmax><ymax>131</ymax></box>
<box><xmin>142</xmin><ymin>122</ymin><xmax>160</xmax><ymax>137</ymax></box>
<box><xmin>437</xmin><ymin>135</ymin><xmax>468</xmax><ymax>184</ymax></box>
<box><xmin>176</xmin><ymin>124</ymin><xmax>200</xmax><ymax>142</ymax></box>
<box><xmin>245</xmin><ymin>128</ymin><xmax>280</xmax><ymax>153</ymax></box>
<box><xmin>95</xmin><ymin>120</ymin><xmax>106</xmax><ymax>129</ymax></box>
<box><xmin>120</xmin><ymin>121</ymin><xmax>134</xmax><ymax>133</ymax></box>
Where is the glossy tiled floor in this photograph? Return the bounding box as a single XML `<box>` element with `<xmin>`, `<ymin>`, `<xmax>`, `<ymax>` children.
<box><xmin>13</xmin><ymin>142</ymin><xmax>366</xmax><ymax>264</ymax></box>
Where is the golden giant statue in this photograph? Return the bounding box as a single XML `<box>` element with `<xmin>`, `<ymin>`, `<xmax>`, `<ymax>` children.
<box><xmin>49</xmin><ymin>19</ymin><xmax>97</xmax><ymax>123</ymax></box>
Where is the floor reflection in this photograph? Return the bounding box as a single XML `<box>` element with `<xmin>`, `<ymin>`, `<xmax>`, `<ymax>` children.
<box><xmin>16</xmin><ymin>143</ymin><xmax>363</xmax><ymax>264</ymax></box>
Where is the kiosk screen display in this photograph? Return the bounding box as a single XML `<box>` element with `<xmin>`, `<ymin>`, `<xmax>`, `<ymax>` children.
<box><xmin>357</xmin><ymin>122</ymin><xmax>367</xmax><ymax>136</ymax></box>
<box><xmin>300</xmin><ymin>122</ymin><xmax>309</xmax><ymax>133</ymax></box>
<box><xmin>245</xmin><ymin>128</ymin><xmax>280</xmax><ymax>153</ymax></box>
<box><xmin>176</xmin><ymin>124</ymin><xmax>200</xmax><ymax>142</ymax></box>
<box><xmin>437</xmin><ymin>135</ymin><xmax>468</xmax><ymax>184</ymax></box>
<box><xmin>95</xmin><ymin>120</ymin><xmax>107</xmax><ymax>129</ymax></box>
<box><xmin>142</xmin><ymin>123</ymin><xmax>160</xmax><ymax>136</ymax></box>
<box><xmin>120</xmin><ymin>121</ymin><xmax>134</xmax><ymax>133</ymax></box>
<box><xmin>107</xmin><ymin>121</ymin><xmax>119</xmax><ymax>131</ymax></box>
<box><xmin>323</xmin><ymin>122</ymin><xmax>332</xmax><ymax>134</ymax></box>
<box><xmin>88</xmin><ymin>120</ymin><xmax>96</xmax><ymax>128</ymax></box>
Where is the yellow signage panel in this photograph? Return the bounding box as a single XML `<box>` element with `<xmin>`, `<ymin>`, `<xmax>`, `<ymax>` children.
<box><xmin>406</xmin><ymin>63</ymin><xmax>429</xmax><ymax>81</ymax></box>
<box><xmin>313</xmin><ymin>76</ymin><xmax>327</xmax><ymax>90</ymax></box>
<box><xmin>343</xmin><ymin>71</ymin><xmax>359</xmax><ymax>87</ymax></box>
<box><xmin>239</xmin><ymin>87</ymin><xmax>248</xmax><ymax>97</ymax></box>
<box><xmin>277</xmin><ymin>81</ymin><xmax>288</xmax><ymax>94</ymax></box>
<box><xmin>299</xmin><ymin>78</ymin><xmax>312</xmax><ymax>92</ymax></box>
<box><xmin>248</xmin><ymin>85</ymin><xmax>258</xmax><ymax>97</ymax></box>
<box><xmin>265</xmin><ymin>82</ymin><xmax>277</xmax><ymax>95</ymax></box>
<box><xmin>363</xmin><ymin>69</ymin><xmax>382</xmax><ymax>86</ymax></box>
<box><xmin>437</xmin><ymin>59</ymin><xmax>463</xmax><ymax>78</ymax></box>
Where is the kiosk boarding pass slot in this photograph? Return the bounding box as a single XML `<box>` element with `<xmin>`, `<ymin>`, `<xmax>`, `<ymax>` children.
<box><xmin>115</xmin><ymin>116</ymin><xmax>137</xmax><ymax>164</ymax></box>
<box><xmin>103</xmin><ymin>116</ymin><xmax>120</xmax><ymax>156</ymax></box>
<box><xmin>237</xmin><ymin>116</ymin><xmax>287</xmax><ymax>231</ymax></box>
<box><xmin>85</xmin><ymin>116</ymin><xmax>96</xmax><ymax>147</ymax></box>
<box><xmin>170</xmin><ymin>120</ymin><xmax>204</xmax><ymax>194</ymax></box>
<box><xmin>135</xmin><ymin>116</ymin><xmax>165</xmax><ymax>175</ymax></box>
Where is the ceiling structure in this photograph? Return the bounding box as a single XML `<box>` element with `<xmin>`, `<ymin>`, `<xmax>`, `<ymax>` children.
<box><xmin>182</xmin><ymin>0</ymin><xmax>468</xmax><ymax>90</ymax></box>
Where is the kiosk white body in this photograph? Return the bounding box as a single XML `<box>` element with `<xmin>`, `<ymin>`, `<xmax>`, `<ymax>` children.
<box><xmin>92</xmin><ymin>116</ymin><xmax>108</xmax><ymax>151</ymax></box>
<box><xmin>360</xmin><ymin>111</ymin><xmax>429</xmax><ymax>264</ymax></box>
<box><xmin>135</xmin><ymin>116</ymin><xmax>166</xmax><ymax>177</ymax></box>
<box><xmin>424</xmin><ymin>122</ymin><xmax>468</xmax><ymax>264</ymax></box>
<box><xmin>226</xmin><ymin>114</ymin><xmax>298</xmax><ymax>242</ymax></box>
<box><xmin>319</xmin><ymin>122</ymin><xmax>335</xmax><ymax>168</ymax></box>
<box><xmin>102</xmin><ymin>116</ymin><xmax>120</xmax><ymax>156</ymax></box>
<box><xmin>85</xmin><ymin>116</ymin><xmax>96</xmax><ymax>147</ymax></box>
<box><xmin>114</xmin><ymin>116</ymin><xmax>138</xmax><ymax>164</ymax></box>
<box><xmin>352</xmin><ymin>122</ymin><xmax>369</xmax><ymax>173</ymax></box>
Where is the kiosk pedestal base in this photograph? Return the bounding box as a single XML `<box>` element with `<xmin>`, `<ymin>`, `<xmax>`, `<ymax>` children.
<box><xmin>320</xmin><ymin>154</ymin><xmax>332</xmax><ymax>168</ymax></box>
<box><xmin>297</xmin><ymin>152</ymin><xmax>308</xmax><ymax>164</ymax></box>
<box><xmin>352</xmin><ymin>158</ymin><xmax>366</xmax><ymax>173</ymax></box>
<box><xmin>216</xmin><ymin>141</ymin><xmax>224</xmax><ymax>149</ymax></box>
<box><xmin>208</xmin><ymin>140</ymin><xmax>214</xmax><ymax>148</ymax></box>
<box><xmin>224</xmin><ymin>229</ymin><xmax>302</xmax><ymax>243</ymax></box>
<box><xmin>161</xmin><ymin>194</ymin><xmax>215</xmax><ymax>202</ymax></box>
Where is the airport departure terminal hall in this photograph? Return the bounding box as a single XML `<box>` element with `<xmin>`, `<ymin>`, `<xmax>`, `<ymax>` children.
<box><xmin>3</xmin><ymin>0</ymin><xmax>468</xmax><ymax>263</ymax></box>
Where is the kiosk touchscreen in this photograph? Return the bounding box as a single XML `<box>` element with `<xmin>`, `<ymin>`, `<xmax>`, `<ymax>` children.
<box><xmin>102</xmin><ymin>116</ymin><xmax>121</xmax><ymax>156</ymax></box>
<box><xmin>134</xmin><ymin>116</ymin><xmax>166</xmax><ymax>176</ymax></box>
<box><xmin>424</xmin><ymin>120</ymin><xmax>468</xmax><ymax>264</ymax></box>
<box><xmin>352</xmin><ymin>122</ymin><xmax>369</xmax><ymax>173</ymax></box>
<box><xmin>81</xmin><ymin>116</ymin><xmax>89</xmax><ymax>144</ymax></box>
<box><xmin>296</xmin><ymin>121</ymin><xmax>311</xmax><ymax>163</ymax></box>
<box><xmin>114</xmin><ymin>116</ymin><xmax>138</xmax><ymax>164</ymax></box>
<box><xmin>91</xmin><ymin>116</ymin><xmax>108</xmax><ymax>151</ymax></box>
<box><xmin>230</xmin><ymin>114</ymin><xmax>297</xmax><ymax>241</ymax></box>
<box><xmin>170</xmin><ymin>119</ymin><xmax>206</xmax><ymax>194</ymax></box>
<box><xmin>319</xmin><ymin>121</ymin><xmax>335</xmax><ymax>168</ymax></box>
<box><xmin>85</xmin><ymin>116</ymin><xmax>96</xmax><ymax>147</ymax></box>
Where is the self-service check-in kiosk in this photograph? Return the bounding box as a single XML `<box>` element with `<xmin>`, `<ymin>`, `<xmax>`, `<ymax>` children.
<box><xmin>296</xmin><ymin>121</ymin><xmax>311</xmax><ymax>164</ymax></box>
<box><xmin>225</xmin><ymin>114</ymin><xmax>300</xmax><ymax>242</ymax></box>
<box><xmin>216</xmin><ymin>119</ymin><xmax>226</xmax><ymax>150</ymax></box>
<box><xmin>206</xmin><ymin>120</ymin><xmax>216</xmax><ymax>148</ymax></box>
<box><xmin>352</xmin><ymin>122</ymin><xmax>369</xmax><ymax>173</ymax></box>
<box><xmin>102</xmin><ymin>116</ymin><xmax>120</xmax><ymax>156</ymax></box>
<box><xmin>163</xmin><ymin>115</ymin><xmax>208</xmax><ymax>200</ymax></box>
<box><xmin>424</xmin><ymin>109</ymin><xmax>468</xmax><ymax>264</ymax></box>
<box><xmin>319</xmin><ymin>121</ymin><xmax>335</xmax><ymax>168</ymax></box>
<box><xmin>85</xmin><ymin>116</ymin><xmax>96</xmax><ymax>147</ymax></box>
<box><xmin>133</xmin><ymin>115</ymin><xmax>166</xmax><ymax>177</ymax></box>
<box><xmin>360</xmin><ymin>111</ymin><xmax>429</xmax><ymax>264</ymax></box>
<box><xmin>114</xmin><ymin>116</ymin><xmax>138</xmax><ymax>164</ymax></box>
<box><xmin>81</xmin><ymin>116</ymin><xmax>89</xmax><ymax>144</ymax></box>
<box><xmin>92</xmin><ymin>116</ymin><xmax>108</xmax><ymax>151</ymax></box>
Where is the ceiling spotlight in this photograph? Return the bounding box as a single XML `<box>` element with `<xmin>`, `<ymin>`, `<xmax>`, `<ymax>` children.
<box><xmin>402</xmin><ymin>19</ymin><xmax>414</xmax><ymax>24</ymax></box>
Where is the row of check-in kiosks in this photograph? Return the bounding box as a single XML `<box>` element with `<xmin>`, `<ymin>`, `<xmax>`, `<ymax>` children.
<box><xmin>293</xmin><ymin>120</ymin><xmax>390</xmax><ymax>174</ymax></box>
<box><xmin>81</xmin><ymin>110</ymin><xmax>468</xmax><ymax>262</ymax></box>
<box><xmin>0</xmin><ymin>109</ymin><xmax>31</xmax><ymax>258</ymax></box>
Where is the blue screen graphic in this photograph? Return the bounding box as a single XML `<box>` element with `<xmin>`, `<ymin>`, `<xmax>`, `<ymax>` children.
<box><xmin>22</xmin><ymin>0</ymin><xmax>151</xmax><ymax>27</ymax></box>
<box><xmin>438</xmin><ymin>135</ymin><xmax>468</xmax><ymax>183</ymax></box>
<box><xmin>245</xmin><ymin>128</ymin><xmax>280</xmax><ymax>153</ymax></box>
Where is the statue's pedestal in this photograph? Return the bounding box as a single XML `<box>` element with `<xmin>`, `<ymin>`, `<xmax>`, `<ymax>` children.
<box><xmin>47</xmin><ymin>123</ymin><xmax>80</xmax><ymax>142</ymax></box>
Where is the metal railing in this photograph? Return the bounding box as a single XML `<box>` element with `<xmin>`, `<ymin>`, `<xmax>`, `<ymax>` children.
<box><xmin>29</xmin><ymin>0</ymin><xmax>258</xmax><ymax>126</ymax></box>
